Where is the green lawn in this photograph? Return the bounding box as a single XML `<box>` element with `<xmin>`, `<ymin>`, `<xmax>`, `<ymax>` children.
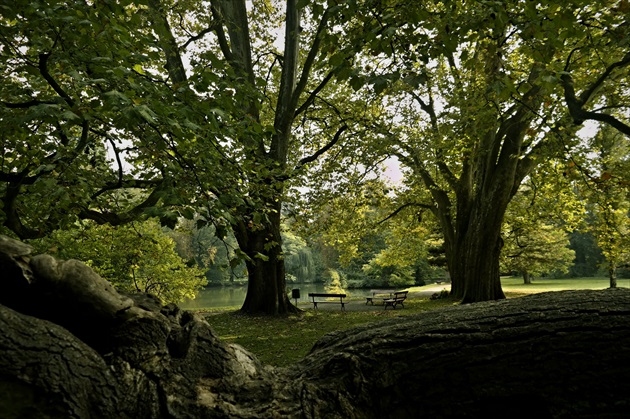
<box><xmin>201</xmin><ymin>277</ymin><xmax>622</xmax><ymax>368</ymax></box>
<box><xmin>501</xmin><ymin>276</ymin><xmax>617</xmax><ymax>293</ymax></box>
<box><xmin>204</xmin><ymin>298</ymin><xmax>457</xmax><ymax>368</ymax></box>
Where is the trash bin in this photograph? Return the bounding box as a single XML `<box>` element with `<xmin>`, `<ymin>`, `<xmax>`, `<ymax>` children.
<box><xmin>291</xmin><ymin>288</ymin><xmax>300</xmax><ymax>305</ymax></box>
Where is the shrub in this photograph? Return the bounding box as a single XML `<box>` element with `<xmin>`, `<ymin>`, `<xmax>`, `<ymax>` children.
<box><xmin>30</xmin><ymin>219</ymin><xmax>207</xmax><ymax>304</ymax></box>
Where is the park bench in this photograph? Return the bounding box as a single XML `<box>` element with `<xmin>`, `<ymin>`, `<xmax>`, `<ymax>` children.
<box><xmin>383</xmin><ymin>291</ymin><xmax>408</xmax><ymax>310</ymax></box>
<box><xmin>308</xmin><ymin>293</ymin><xmax>346</xmax><ymax>311</ymax></box>
<box><xmin>365</xmin><ymin>289</ymin><xmax>396</xmax><ymax>305</ymax></box>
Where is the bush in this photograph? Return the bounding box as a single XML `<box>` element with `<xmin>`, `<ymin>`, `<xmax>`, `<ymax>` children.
<box><xmin>30</xmin><ymin>219</ymin><xmax>207</xmax><ymax>304</ymax></box>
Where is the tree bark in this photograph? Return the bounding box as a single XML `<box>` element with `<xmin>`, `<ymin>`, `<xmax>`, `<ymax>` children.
<box><xmin>295</xmin><ymin>288</ymin><xmax>630</xmax><ymax>418</ymax></box>
<box><xmin>609</xmin><ymin>264</ymin><xmax>618</xmax><ymax>288</ymax></box>
<box><xmin>3</xmin><ymin>235</ymin><xmax>630</xmax><ymax>418</ymax></box>
<box><xmin>523</xmin><ymin>271</ymin><xmax>532</xmax><ymax>284</ymax></box>
<box><xmin>234</xmin><ymin>202</ymin><xmax>297</xmax><ymax>315</ymax></box>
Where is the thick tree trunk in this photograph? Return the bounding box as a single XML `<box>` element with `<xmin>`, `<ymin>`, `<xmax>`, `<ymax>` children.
<box><xmin>296</xmin><ymin>288</ymin><xmax>630</xmax><ymax>418</ymax></box>
<box><xmin>2</xmin><ymin>235</ymin><xmax>630</xmax><ymax>418</ymax></box>
<box><xmin>448</xmin><ymin>202</ymin><xmax>507</xmax><ymax>303</ymax></box>
<box><xmin>523</xmin><ymin>271</ymin><xmax>532</xmax><ymax>284</ymax></box>
<box><xmin>234</xmin><ymin>204</ymin><xmax>297</xmax><ymax>315</ymax></box>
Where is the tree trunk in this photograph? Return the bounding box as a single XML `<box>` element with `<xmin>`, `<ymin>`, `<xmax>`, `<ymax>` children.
<box><xmin>233</xmin><ymin>202</ymin><xmax>297</xmax><ymax>315</ymax></box>
<box><xmin>609</xmin><ymin>263</ymin><xmax>617</xmax><ymax>288</ymax></box>
<box><xmin>448</xmin><ymin>198</ymin><xmax>508</xmax><ymax>303</ymax></box>
<box><xmin>296</xmin><ymin>288</ymin><xmax>630</xmax><ymax>418</ymax></box>
<box><xmin>523</xmin><ymin>271</ymin><xmax>532</xmax><ymax>284</ymax></box>
<box><xmin>4</xmin><ymin>235</ymin><xmax>630</xmax><ymax>418</ymax></box>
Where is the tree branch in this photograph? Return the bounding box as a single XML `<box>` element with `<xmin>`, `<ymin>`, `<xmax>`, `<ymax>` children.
<box><xmin>293</xmin><ymin>70</ymin><xmax>335</xmax><ymax>118</ymax></box>
<box><xmin>378</xmin><ymin>202</ymin><xmax>432</xmax><ymax>224</ymax></box>
<box><xmin>577</xmin><ymin>51</ymin><xmax>630</xmax><ymax>107</ymax></box>
<box><xmin>560</xmin><ymin>52</ymin><xmax>630</xmax><ymax>136</ymax></box>
<box><xmin>1</xmin><ymin>99</ymin><xmax>59</xmax><ymax>108</ymax></box>
<box><xmin>294</xmin><ymin>124</ymin><xmax>347</xmax><ymax>170</ymax></box>
<box><xmin>80</xmin><ymin>182</ymin><xmax>166</xmax><ymax>226</ymax></box>
<box><xmin>181</xmin><ymin>25</ymin><xmax>217</xmax><ymax>50</ymax></box>
<box><xmin>209</xmin><ymin>0</ymin><xmax>234</xmax><ymax>63</ymax></box>
<box><xmin>1</xmin><ymin>172</ymin><xmax>44</xmax><ymax>239</ymax></box>
<box><xmin>147</xmin><ymin>0</ymin><xmax>188</xmax><ymax>84</ymax></box>
<box><xmin>290</xmin><ymin>5</ymin><xmax>331</xmax><ymax>111</ymax></box>
<box><xmin>409</xmin><ymin>91</ymin><xmax>457</xmax><ymax>190</ymax></box>
<box><xmin>38</xmin><ymin>53</ymin><xmax>75</xmax><ymax>108</ymax></box>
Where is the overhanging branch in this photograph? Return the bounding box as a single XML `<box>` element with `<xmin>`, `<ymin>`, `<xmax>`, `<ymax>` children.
<box><xmin>294</xmin><ymin>124</ymin><xmax>347</xmax><ymax>170</ymax></box>
<box><xmin>1</xmin><ymin>99</ymin><xmax>59</xmax><ymax>108</ymax></box>
<box><xmin>561</xmin><ymin>51</ymin><xmax>630</xmax><ymax>137</ymax></box>
<box><xmin>378</xmin><ymin>202</ymin><xmax>432</xmax><ymax>224</ymax></box>
<box><xmin>294</xmin><ymin>70</ymin><xmax>334</xmax><ymax>118</ymax></box>
<box><xmin>290</xmin><ymin>5</ymin><xmax>332</xmax><ymax>111</ymax></box>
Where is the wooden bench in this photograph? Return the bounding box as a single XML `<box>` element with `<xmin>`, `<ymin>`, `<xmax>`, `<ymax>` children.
<box><xmin>383</xmin><ymin>291</ymin><xmax>408</xmax><ymax>310</ymax></box>
<box><xmin>308</xmin><ymin>293</ymin><xmax>346</xmax><ymax>311</ymax></box>
<box><xmin>365</xmin><ymin>289</ymin><xmax>395</xmax><ymax>305</ymax></box>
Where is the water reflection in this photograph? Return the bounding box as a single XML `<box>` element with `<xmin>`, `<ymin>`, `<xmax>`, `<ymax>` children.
<box><xmin>179</xmin><ymin>283</ymin><xmax>375</xmax><ymax>310</ymax></box>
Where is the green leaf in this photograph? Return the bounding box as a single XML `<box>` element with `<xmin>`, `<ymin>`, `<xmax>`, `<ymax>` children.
<box><xmin>254</xmin><ymin>252</ymin><xmax>269</xmax><ymax>262</ymax></box>
<box><xmin>216</xmin><ymin>224</ymin><xmax>228</xmax><ymax>240</ymax></box>
<box><xmin>350</xmin><ymin>76</ymin><xmax>365</xmax><ymax>91</ymax></box>
<box><xmin>132</xmin><ymin>63</ymin><xmax>145</xmax><ymax>75</ymax></box>
<box><xmin>61</xmin><ymin>110</ymin><xmax>82</xmax><ymax>122</ymax></box>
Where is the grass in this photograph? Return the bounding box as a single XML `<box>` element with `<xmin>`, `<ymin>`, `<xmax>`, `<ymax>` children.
<box><xmin>204</xmin><ymin>298</ymin><xmax>457</xmax><ymax>368</ymax></box>
<box><xmin>200</xmin><ymin>277</ymin><xmax>623</xmax><ymax>368</ymax></box>
<box><xmin>501</xmin><ymin>276</ymin><xmax>615</xmax><ymax>293</ymax></box>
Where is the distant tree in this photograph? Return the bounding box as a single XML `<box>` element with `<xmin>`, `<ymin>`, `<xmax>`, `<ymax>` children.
<box><xmin>282</xmin><ymin>230</ymin><xmax>317</xmax><ymax>283</ymax></box>
<box><xmin>502</xmin><ymin>223</ymin><xmax>575</xmax><ymax>284</ymax></box>
<box><xmin>30</xmin><ymin>219</ymin><xmax>206</xmax><ymax>304</ymax></box>
<box><xmin>581</xmin><ymin>127</ymin><xmax>630</xmax><ymax>287</ymax></box>
<box><xmin>323</xmin><ymin>268</ymin><xmax>346</xmax><ymax>295</ymax></box>
<box><xmin>501</xmin><ymin>171</ymin><xmax>577</xmax><ymax>283</ymax></box>
<box><xmin>568</xmin><ymin>231</ymin><xmax>605</xmax><ymax>277</ymax></box>
<box><xmin>168</xmin><ymin>220</ymin><xmax>247</xmax><ymax>285</ymax></box>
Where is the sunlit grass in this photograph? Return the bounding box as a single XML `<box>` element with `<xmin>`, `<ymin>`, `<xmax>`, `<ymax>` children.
<box><xmin>501</xmin><ymin>276</ymin><xmax>615</xmax><ymax>292</ymax></box>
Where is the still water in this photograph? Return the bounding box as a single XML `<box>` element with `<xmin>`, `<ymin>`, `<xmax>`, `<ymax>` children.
<box><xmin>180</xmin><ymin>283</ymin><xmax>375</xmax><ymax>310</ymax></box>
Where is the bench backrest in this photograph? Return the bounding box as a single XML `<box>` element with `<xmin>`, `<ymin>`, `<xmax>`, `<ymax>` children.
<box><xmin>308</xmin><ymin>293</ymin><xmax>346</xmax><ymax>298</ymax></box>
<box><xmin>394</xmin><ymin>291</ymin><xmax>408</xmax><ymax>298</ymax></box>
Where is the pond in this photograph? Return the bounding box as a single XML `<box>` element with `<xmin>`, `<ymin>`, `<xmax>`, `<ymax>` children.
<box><xmin>179</xmin><ymin>283</ymin><xmax>377</xmax><ymax>310</ymax></box>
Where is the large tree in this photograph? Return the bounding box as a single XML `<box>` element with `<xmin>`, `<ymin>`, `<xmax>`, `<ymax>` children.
<box><xmin>0</xmin><ymin>0</ymin><xmax>375</xmax><ymax>314</ymax></box>
<box><xmin>339</xmin><ymin>0</ymin><xmax>630</xmax><ymax>302</ymax></box>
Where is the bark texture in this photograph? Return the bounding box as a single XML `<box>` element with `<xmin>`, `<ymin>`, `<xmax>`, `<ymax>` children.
<box><xmin>1</xmin><ymin>234</ymin><xmax>630</xmax><ymax>418</ymax></box>
<box><xmin>235</xmin><ymin>205</ymin><xmax>297</xmax><ymax>315</ymax></box>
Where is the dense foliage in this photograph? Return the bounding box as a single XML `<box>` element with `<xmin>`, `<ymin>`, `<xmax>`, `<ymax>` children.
<box><xmin>30</xmin><ymin>219</ymin><xmax>206</xmax><ymax>304</ymax></box>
